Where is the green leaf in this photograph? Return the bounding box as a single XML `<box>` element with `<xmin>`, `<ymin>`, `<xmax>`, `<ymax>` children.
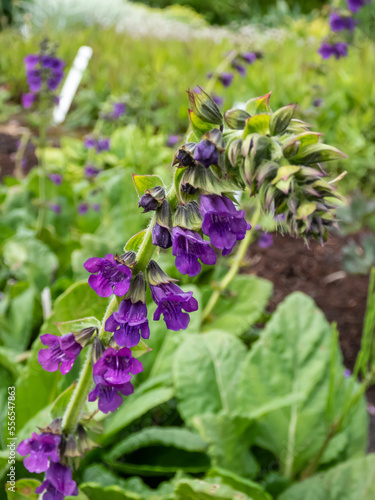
<box><xmin>279</xmin><ymin>454</ymin><xmax>375</xmax><ymax>500</ymax></box>
<box><xmin>55</xmin><ymin>316</ymin><xmax>101</xmax><ymax>335</ymax></box>
<box><xmin>103</xmin><ymin>386</ymin><xmax>175</xmax><ymax>438</ymax></box>
<box><xmin>245</xmin><ymin>93</ymin><xmax>272</xmax><ymax>115</ymax></box>
<box><xmin>193</xmin><ymin>412</ymin><xmax>258</xmax><ymax>478</ymax></box>
<box><xmin>236</xmin><ymin>292</ymin><xmax>368</xmax><ymax>478</ymax></box>
<box><xmin>189</xmin><ymin>110</ymin><xmax>215</xmax><ymax>139</ymax></box>
<box><xmin>0</xmin><ymin>347</ymin><xmax>22</xmax><ymax>378</ymax></box>
<box><xmin>132</xmin><ymin>174</ymin><xmax>165</xmax><ymax>198</ymax></box>
<box><xmin>50</xmin><ymin>382</ymin><xmax>76</xmax><ymax>419</ymax></box>
<box><xmin>203</xmin><ymin>275</ymin><xmax>272</xmax><ymax>335</ymax></box>
<box><xmin>291</xmin><ymin>143</ymin><xmax>348</xmax><ymax>165</ymax></box>
<box><xmin>175</xmin><ymin>478</ymin><xmax>253</xmax><ymax>500</ymax></box>
<box><xmin>224</xmin><ymin>109</ymin><xmax>250</xmax><ymax>130</ymax></box>
<box><xmin>107</xmin><ymin>427</ymin><xmax>207</xmax><ymax>460</ymax></box>
<box><xmin>124</xmin><ymin>229</ymin><xmax>147</xmax><ymax>253</ymax></box>
<box><xmin>243</xmin><ymin>114</ymin><xmax>270</xmax><ymax>137</ymax></box>
<box><xmin>80</xmin><ymin>483</ymin><xmax>142</xmax><ymax>500</ymax></box>
<box><xmin>269</xmin><ymin>104</ymin><xmax>296</xmax><ymax>136</ymax></box>
<box><xmin>271</xmin><ymin>166</ymin><xmax>300</xmax><ymax>185</ymax></box>
<box><xmin>207</xmin><ymin>468</ymin><xmax>273</xmax><ymax>500</ymax></box>
<box><xmin>174</xmin><ymin>330</ymin><xmax>247</xmax><ymax>422</ymax></box>
<box><xmin>7</xmin><ymin>479</ymin><xmax>41</xmax><ymax>500</ymax></box>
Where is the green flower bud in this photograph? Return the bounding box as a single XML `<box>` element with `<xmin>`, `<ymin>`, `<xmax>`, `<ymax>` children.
<box><xmin>187</xmin><ymin>87</ymin><xmax>223</xmax><ymax>125</ymax></box>
<box><xmin>174</xmin><ymin>201</ymin><xmax>203</xmax><ymax>230</ymax></box>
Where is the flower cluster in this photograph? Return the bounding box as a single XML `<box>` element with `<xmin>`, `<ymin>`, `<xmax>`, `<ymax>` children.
<box><xmin>22</xmin><ymin>40</ymin><xmax>65</xmax><ymax>109</ymax></box>
<box><xmin>318</xmin><ymin>0</ymin><xmax>369</xmax><ymax>60</ymax></box>
<box><xmin>84</xmin><ymin>136</ymin><xmax>110</xmax><ymax>152</ymax></box>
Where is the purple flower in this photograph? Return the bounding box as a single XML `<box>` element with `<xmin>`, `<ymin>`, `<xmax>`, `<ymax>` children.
<box><xmin>17</xmin><ymin>432</ymin><xmax>60</xmax><ymax>473</ymax></box>
<box><xmin>113</xmin><ymin>102</ymin><xmax>126</xmax><ymax>119</ymax></box>
<box><xmin>49</xmin><ymin>203</ymin><xmax>62</xmax><ymax>215</ymax></box>
<box><xmin>139</xmin><ymin>193</ymin><xmax>159</xmax><ymax>213</ymax></box>
<box><xmin>318</xmin><ymin>42</ymin><xmax>348</xmax><ymax>60</ymax></box>
<box><xmin>96</xmin><ymin>138</ymin><xmax>110</xmax><ymax>152</ymax></box>
<box><xmin>24</xmin><ymin>54</ymin><xmax>39</xmax><ymax>70</ymax></box>
<box><xmin>313</xmin><ymin>98</ymin><xmax>323</xmax><ymax>107</ymax></box>
<box><xmin>78</xmin><ymin>202</ymin><xmax>89</xmax><ymax>215</ymax></box>
<box><xmin>167</xmin><ymin>134</ymin><xmax>180</xmax><ymax>147</ymax></box>
<box><xmin>27</xmin><ymin>69</ymin><xmax>42</xmax><ymax>92</ymax></box>
<box><xmin>47</xmin><ymin>71</ymin><xmax>64</xmax><ymax>91</ymax></box>
<box><xmin>84</xmin><ymin>136</ymin><xmax>96</xmax><ymax>149</ymax></box>
<box><xmin>84</xmin><ymin>254</ymin><xmax>132</xmax><ymax>298</ymax></box>
<box><xmin>193</xmin><ymin>139</ymin><xmax>219</xmax><ymax>169</ymax></box>
<box><xmin>22</xmin><ymin>93</ymin><xmax>36</xmax><ymax>108</ymax></box>
<box><xmin>88</xmin><ymin>347</ymin><xmax>143</xmax><ymax>413</ymax></box>
<box><xmin>218</xmin><ymin>72</ymin><xmax>234</xmax><ymax>87</ymax></box>
<box><xmin>41</xmin><ymin>55</ymin><xmax>65</xmax><ymax>72</ymax></box>
<box><xmin>233</xmin><ymin>62</ymin><xmax>246</xmax><ymax>76</ymax></box>
<box><xmin>212</xmin><ymin>94</ymin><xmax>223</xmax><ymax>106</ymax></box>
<box><xmin>84</xmin><ymin>165</ymin><xmax>101</xmax><ymax>178</ymax></box>
<box><xmin>334</xmin><ymin>42</ymin><xmax>348</xmax><ymax>59</ymax></box>
<box><xmin>49</xmin><ymin>173</ymin><xmax>63</xmax><ymax>185</ymax></box>
<box><xmin>105</xmin><ymin>299</ymin><xmax>150</xmax><ymax>347</ymax></box>
<box><xmin>35</xmin><ymin>463</ymin><xmax>78</xmax><ymax>499</ymax></box>
<box><xmin>330</xmin><ymin>13</ymin><xmax>356</xmax><ymax>32</ymax></box>
<box><xmin>242</xmin><ymin>52</ymin><xmax>257</xmax><ymax>64</ymax></box>
<box><xmin>150</xmin><ymin>282</ymin><xmax>199</xmax><ymax>331</ymax></box>
<box><xmin>172</xmin><ymin>227</ymin><xmax>216</xmax><ymax>277</ymax></box>
<box><xmin>152</xmin><ymin>223</ymin><xmax>172</xmax><ymax>249</ymax></box>
<box><xmin>344</xmin><ymin>368</ymin><xmax>352</xmax><ymax>378</ymax></box>
<box><xmin>347</xmin><ymin>0</ymin><xmax>369</xmax><ymax>12</ymax></box>
<box><xmin>38</xmin><ymin>333</ymin><xmax>82</xmax><ymax>375</ymax></box>
<box><xmin>200</xmin><ymin>194</ymin><xmax>251</xmax><ymax>256</ymax></box>
<box><xmin>258</xmin><ymin>232</ymin><xmax>274</xmax><ymax>248</ymax></box>
<box><xmin>92</xmin><ymin>203</ymin><xmax>101</xmax><ymax>212</ymax></box>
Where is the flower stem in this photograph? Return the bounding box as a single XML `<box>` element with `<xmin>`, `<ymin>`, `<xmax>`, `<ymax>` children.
<box><xmin>202</xmin><ymin>204</ymin><xmax>261</xmax><ymax>322</ymax></box>
<box><xmin>62</xmin><ymin>295</ymin><xmax>118</xmax><ymax>434</ymax></box>
<box><xmin>35</xmin><ymin>112</ymin><xmax>48</xmax><ymax>236</ymax></box>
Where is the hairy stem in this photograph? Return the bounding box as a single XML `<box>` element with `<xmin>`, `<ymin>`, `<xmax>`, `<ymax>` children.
<box><xmin>202</xmin><ymin>205</ymin><xmax>261</xmax><ymax>321</ymax></box>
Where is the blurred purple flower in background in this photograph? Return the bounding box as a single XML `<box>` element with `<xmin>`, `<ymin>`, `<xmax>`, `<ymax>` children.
<box><xmin>347</xmin><ymin>0</ymin><xmax>369</xmax><ymax>12</ymax></box>
<box><xmin>318</xmin><ymin>42</ymin><xmax>348</xmax><ymax>59</ymax></box>
<box><xmin>218</xmin><ymin>72</ymin><xmax>234</xmax><ymax>87</ymax></box>
<box><xmin>330</xmin><ymin>13</ymin><xmax>356</xmax><ymax>32</ymax></box>
<box><xmin>49</xmin><ymin>173</ymin><xmax>63</xmax><ymax>185</ymax></box>
<box><xmin>167</xmin><ymin>135</ymin><xmax>180</xmax><ymax>148</ymax></box>
<box><xmin>49</xmin><ymin>203</ymin><xmax>62</xmax><ymax>215</ymax></box>
<box><xmin>84</xmin><ymin>165</ymin><xmax>101</xmax><ymax>178</ymax></box>
<box><xmin>84</xmin><ymin>136</ymin><xmax>96</xmax><ymax>149</ymax></box>
<box><xmin>78</xmin><ymin>203</ymin><xmax>89</xmax><ymax>215</ymax></box>
<box><xmin>212</xmin><ymin>94</ymin><xmax>223</xmax><ymax>106</ymax></box>
<box><xmin>96</xmin><ymin>138</ymin><xmax>110</xmax><ymax>152</ymax></box>
<box><xmin>258</xmin><ymin>232</ymin><xmax>274</xmax><ymax>249</ymax></box>
<box><xmin>112</xmin><ymin>102</ymin><xmax>126</xmax><ymax>119</ymax></box>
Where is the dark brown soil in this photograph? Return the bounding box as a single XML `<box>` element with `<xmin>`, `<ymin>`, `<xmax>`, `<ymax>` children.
<box><xmin>246</xmin><ymin>232</ymin><xmax>375</xmax><ymax>451</ymax></box>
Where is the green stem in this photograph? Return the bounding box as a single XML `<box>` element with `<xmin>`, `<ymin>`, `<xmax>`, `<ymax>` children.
<box><xmin>35</xmin><ymin>113</ymin><xmax>48</xmax><ymax>236</ymax></box>
<box><xmin>202</xmin><ymin>204</ymin><xmax>261</xmax><ymax>322</ymax></box>
<box><xmin>62</xmin><ymin>295</ymin><xmax>118</xmax><ymax>434</ymax></box>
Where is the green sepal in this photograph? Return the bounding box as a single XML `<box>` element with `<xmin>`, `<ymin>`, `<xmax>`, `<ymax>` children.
<box><xmin>189</xmin><ymin>109</ymin><xmax>215</xmax><ymax>140</ymax></box>
<box><xmin>124</xmin><ymin>229</ymin><xmax>147</xmax><ymax>253</ymax></box>
<box><xmin>291</xmin><ymin>143</ymin><xmax>348</xmax><ymax>165</ymax></box>
<box><xmin>124</xmin><ymin>271</ymin><xmax>146</xmax><ymax>304</ymax></box>
<box><xmin>147</xmin><ymin>260</ymin><xmax>178</xmax><ymax>286</ymax></box>
<box><xmin>271</xmin><ymin>165</ymin><xmax>301</xmax><ymax>185</ymax></box>
<box><xmin>174</xmin><ymin>201</ymin><xmax>202</xmax><ymax>230</ymax></box>
<box><xmin>224</xmin><ymin>108</ymin><xmax>251</xmax><ymax>130</ymax></box>
<box><xmin>182</xmin><ymin>163</ymin><xmax>232</xmax><ymax>195</ymax></box>
<box><xmin>155</xmin><ymin>199</ymin><xmax>172</xmax><ymax>229</ymax></box>
<box><xmin>270</xmin><ymin>104</ymin><xmax>296</xmax><ymax>136</ymax></box>
<box><xmin>132</xmin><ymin>174</ymin><xmax>165</xmax><ymax>198</ymax></box>
<box><xmin>227</xmin><ymin>138</ymin><xmax>243</xmax><ymax>168</ymax></box>
<box><xmin>245</xmin><ymin>92</ymin><xmax>272</xmax><ymax>115</ymax></box>
<box><xmin>243</xmin><ymin>114</ymin><xmax>270</xmax><ymax>137</ymax></box>
<box><xmin>187</xmin><ymin>86</ymin><xmax>223</xmax><ymax>125</ymax></box>
<box><xmin>242</xmin><ymin>134</ymin><xmax>272</xmax><ymax>187</ymax></box>
<box><xmin>296</xmin><ymin>202</ymin><xmax>317</xmax><ymax>220</ymax></box>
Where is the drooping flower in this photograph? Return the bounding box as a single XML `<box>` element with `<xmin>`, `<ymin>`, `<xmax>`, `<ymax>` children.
<box><xmin>84</xmin><ymin>254</ymin><xmax>132</xmax><ymax>298</ymax></box>
<box><xmin>172</xmin><ymin>226</ymin><xmax>216</xmax><ymax>277</ymax></box>
<box><xmin>88</xmin><ymin>347</ymin><xmax>143</xmax><ymax>413</ymax></box>
<box><xmin>35</xmin><ymin>463</ymin><xmax>78</xmax><ymax>500</ymax></box>
<box><xmin>232</xmin><ymin>62</ymin><xmax>246</xmax><ymax>76</ymax></box>
<box><xmin>258</xmin><ymin>232</ymin><xmax>274</xmax><ymax>249</ymax></box>
<box><xmin>49</xmin><ymin>173</ymin><xmax>63</xmax><ymax>185</ymax></box>
<box><xmin>152</xmin><ymin>223</ymin><xmax>172</xmax><ymax>248</ymax></box>
<box><xmin>17</xmin><ymin>432</ymin><xmax>61</xmax><ymax>473</ymax></box>
<box><xmin>200</xmin><ymin>194</ymin><xmax>251</xmax><ymax>256</ymax></box>
<box><xmin>105</xmin><ymin>299</ymin><xmax>149</xmax><ymax>347</ymax></box>
<box><xmin>218</xmin><ymin>72</ymin><xmax>234</xmax><ymax>87</ymax></box>
<box><xmin>113</xmin><ymin>102</ymin><xmax>126</xmax><ymax>119</ymax></box>
<box><xmin>150</xmin><ymin>281</ymin><xmax>199</xmax><ymax>331</ymax></box>
<box><xmin>241</xmin><ymin>52</ymin><xmax>257</xmax><ymax>64</ymax></box>
<box><xmin>22</xmin><ymin>93</ymin><xmax>36</xmax><ymax>108</ymax></box>
<box><xmin>96</xmin><ymin>138</ymin><xmax>110</xmax><ymax>152</ymax></box>
<box><xmin>84</xmin><ymin>165</ymin><xmax>101</xmax><ymax>178</ymax></box>
<box><xmin>139</xmin><ymin>193</ymin><xmax>160</xmax><ymax>213</ymax></box>
<box><xmin>49</xmin><ymin>203</ymin><xmax>62</xmax><ymax>214</ymax></box>
<box><xmin>347</xmin><ymin>0</ymin><xmax>369</xmax><ymax>13</ymax></box>
<box><xmin>330</xmin><ymin>13</ymin><xmax>356</xmax><ymax>32</ymax></box>
<box><xmin>193</xmin><ymin>139</ymin><xmax>219</xmax><ymax>169</ymax></box>
<box><xmin>38</xmin><ymin>333</ymin><xmax>82</xmax><ymax>375</ymax></box>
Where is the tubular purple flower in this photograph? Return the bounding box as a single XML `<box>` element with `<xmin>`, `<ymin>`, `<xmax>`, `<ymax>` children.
<box><xmin>167</xmin><ymin>135</ymin><xmax>180</xmax><ymax>147</ymax></box>
<box><xmin>152</xmin><ymin>224</ymin><xmax>172</xmax><ymax>249</ymax></box>
<box><xmin>84</xmin><ymin>165</ymin><xmax>101</xmax><ymax>178</ymax></box>
<box><xmin>22</xmin><ymin>93</ymin><xmax>36</xmax><ymax>109</ymax></box>
<box><xmin>242</xmin><ymin>52</ymin><xmax>257</xmax><ymax>64</ymax></box>
<box><xmin>35</xmin><ymin>463</ymin><xmax>78</xmax><ymax>499</ymax></box>
<box><xmin>105</xmin><ymin>299</ymin><xmax>150</xmax><ymax>347</ymax></box>
<box><xmin>330</xmin><ymin>13</ymin><xmax>356</xmax><ymax>32</ymax></box>
<box><xmin>233</xmin><ymin>62</ymin><xmax>246</xmax><ymax>76</ymax></box>
<box><xmin>139</xmin><ymin>193</ymin><xmax>159</xmax><ymax>213</ymax></box>
<box><xmin>49</xmin><ymin>173</ymin><xmax>63</xmax><ymax>185</ymax></box>
<box><xmin>27</xmin><ymin>69</ymin><xmax>42</xmax><ymax>92</ymax></box>
<box><xmin>200</xmin><ymin>194</ymin><xmax>251</xmax><ymax>256</ymax></box>
<box><xmin>84</xmin><ymin>136</ymin><xmax>96</xmax><ymax>149</ymax></box>
<box><xmin>96</xmin><ymin>138</ymin><xmax>110</xmax><ymax>152</ymax></box>
<box><xmin>150</xmin><ymin>282</ymin><xmax>198</xmax><ymax>331</ymax></box>
<box><xmin>88</xmin><ymin>347</ymin><xmax>143</xmax><ymax>413</ymax></box>
<box><xmin>113</xmin><ymin>102</ymin><xmax>126</xmax><ymax>119</ymax></box>
<box><xmin>38</xmin><ymin>333</ymin><xmax>82</xmax><ymax>375</ymax></box>
<box><xmin>212</xmin><ymin>94</ymin><xmax>223</xmax><ymax>106</ymax></box>
<box><xmin>334</xmin><ymin>42</ymin><xmax>348</xmax><ymax>59</ymax></box>
<box><xmin>193</xmin><ymin>139</ymin><xmax>219</xmax><ymax>169</ymax></box>
<box><xmin>318</xmin><ymin>42</ymin><xmax>336</xmax><ymax>59</ymax></box>
<box><xmin>24</xmin><ymin>54</ymin><xmax>39</xmax><ymax>70</ymax></box>
<box><xmin>218</xmin><ymin>72</ymin><xmax>234</xmax><ymax>87</ymax></box>
<box><xmin>347</xmin><ymin>0</ymin><xmax>369</xmax><ymax>12</ymax></box>
<box><xmin>17</xmin><ymin>432</ymin><xmax>61</xmax><ymax>473</ymax></box>
<box><xmin>47</xmin><ymin>71</ymin><xmax>64</xmax><ymax>91</ymax></box>
<box><xmin>258</xmin><ymin>232</ymin><xmax>274</xmax><ymax>248</ymax></box>
<box><xmin>84</xmin><ymin>254</ymin><xmax>132</xmax><ymax>298</ymax></box>
<box><xmin>172</xmin><ymin>227</ymin><xmax>216</xmax><ymax>277</ymax></box>
<box><xmin>49</xmin><ymin>203</ymin><xmax>62</xmax><ymax>215</ymax></box>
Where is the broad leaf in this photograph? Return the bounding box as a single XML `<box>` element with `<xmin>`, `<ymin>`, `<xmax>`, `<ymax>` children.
<box><xmin>132</xmin><ymin>174</ymin><xmax>165</xmax><ymax>198</ymax></box>
<box><xmin>175</xmin><ymin>478</ymin><xmax>254</xmax><ymax>500</ymax></box>
<box><xmin>7</xmin><ymin>479</ymin><xmax>41</xmax><ymax>500</ymax></box>
<box><xmin>207</xmin><ymin>468</ymin><xmax>273</xmax><ymax>500</ymax></box>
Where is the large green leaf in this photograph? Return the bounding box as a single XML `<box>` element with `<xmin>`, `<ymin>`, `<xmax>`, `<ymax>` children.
<box><xmin>202</xmin><ymin>275</ymin><xmax>272</xmax><ymax>335</ymax></box>
<box><xmin>15</xmin><ymin>282</ymin><xmax>107</xmax><ymax>430</ymax></box>
<box><xmin>80</xmin><ymin>483</ymin><xmax>142</xmax><ymax>500</ymax></box>
<box><xmin>7</xmin><ymin>479</ymin><xmax>41</xmax><ymax>500</ymax></box>
<box><xmin>236</xmin><ymin>292</ymin><xmax>368</xmax><ymax>478</ymax></box>
<box><xmin>175</xmin><ymin>478</ymin><xmax>256</xmax><ymax>500</ymax></box>
<box><xmin>193</xmin><ymin>412</ymin><xmax>258</xmax><ymax>478</ymax></box>
<box><xmin>174</xmin><ymin>330</ymin><xmax>247</xmax><ymax>422</ymax></box>
<box><xmin>207</xmin><ymin>468</ymin><xmax>273</xmax><ymax>500</ymax></box>
<box><xmin>279</xmin><ymin>454</ymin><xmax>375</xmax><ymax>500</ymax></box>
<box><xmin>107</xmin><ymin>427</ymin><xmax>207</xmax><ymax>460</ymax></box>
